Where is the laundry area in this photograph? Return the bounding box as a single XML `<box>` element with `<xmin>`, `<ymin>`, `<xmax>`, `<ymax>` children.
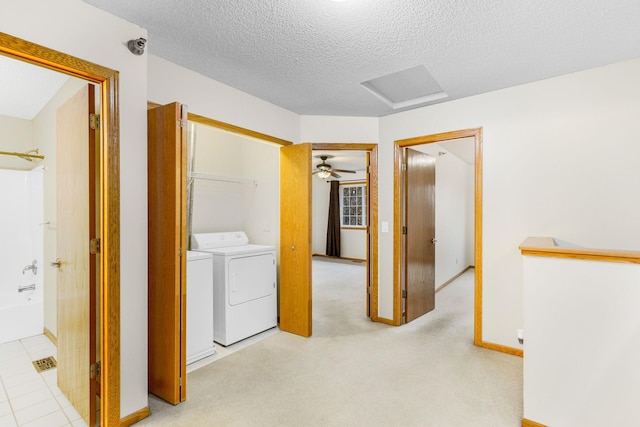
<box><xmin>186</xmin><ymin>118</ymin><xmax>280</xmax><ymax>347</ymax></box>
<box><xmin>147</xmin><ymin>104</ymin><xmax>282</xmax><ymax>404</ymax></box>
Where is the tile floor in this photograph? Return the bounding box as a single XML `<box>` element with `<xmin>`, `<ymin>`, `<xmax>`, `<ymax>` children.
<box><xmin>0</xmin><ymin>334</ymin><xmax>87</xmax><ymax>427</ymax></box>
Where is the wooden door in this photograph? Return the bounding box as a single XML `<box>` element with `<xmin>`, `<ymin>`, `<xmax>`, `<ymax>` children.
<box><xmin>56</xmin><ymin>84</ymin><xmax>97</xmax><ymax>426</ymax></box>
<box><xmin>148</xmin><ymin>102</ymin><xmax>188</xmax><ymax>404</ymax></box>
<box><xmin>279</xmin><ymin>143</ymin><xmax>312</xmax><ymax>337</ymax></box>
<box><xmin>404</xmin><ymin>148</ymin><xmax>436</xmax><ymax>322</ymax></box>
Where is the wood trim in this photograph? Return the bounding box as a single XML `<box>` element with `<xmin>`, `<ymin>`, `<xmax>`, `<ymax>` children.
<box><xmin>374</xmin><ymin>317</ymin><xmax>395</xmax><ymax>326</ymax></box>
<box><xmin>311</xmin><ymin>143</ymin><xmax>378</xmax><ymax>151</ymax></box>
<box><xmin>311</xmin><ymin>143</ymin><xmax>379</xmax><ymax>322</ymax></box>
<box><xmin>338</xmin><ymin>180</ymin><xmax>367</xmax><ymax>186</ymax></box>
<box><xmin>393</xmin><ymin>142</ymin><xmax>404</xmax><ymax>326</ymax></box>
<box><xmin>0</xmin><ymin>32</ymin><xmax>121</xmax><ymax>426</ymax></box>
<box><xmin>120</xmin><ymin>407</ymin><xmax>151</xmax><ymax>427</ymax></box>
<box><xmin>43</xmin><ymin>327</ymin><xmax>57</xmax><ymax>346</ymax></box>
<box><xmin>312</xmin><ymin>254</ymin><xmax>366</xmax><ymax>263</ymax></box>
<box><xmin>395</xmin><ymin>129</ymin><xmax>480</xmax><ymax>146</ymax></box>
<box><xmin>474</xmin><ymin>129</ymin><xmax>483</xmax><ymax>347</ymax></box>
<box><xmin>394</xmin><ymin>129</ymin><xmax>484</xmax><ymax>345</ymax></box>
<box><xmin>148</xmin><ymin>101</ymin><xmax>293</xmax><ymax>146</ymax></box>
<box><xmin>477</xmin><ymin>340</ymin><xmax>523</xmax><ymax>357</ymax></box>
<box><xmin>341</xmin><ymin>227</ymin><xmax>367</xmax><ymax>231</ymax></box>
<box><xmin>435</xmin><ymin>266</ymin><xmax>473</xmax><ymax>293</ymax></box>
<box><xmin>520</xmin><ymin>236</ymin><xmax>640</xmax><ymax>264</ymax></box>
<box><xmin>522</xmin><ymin>418</ymin><xmax>548</xmax><ymax>427</ymax></box>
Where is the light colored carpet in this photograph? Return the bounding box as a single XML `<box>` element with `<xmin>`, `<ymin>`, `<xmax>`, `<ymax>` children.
<box><xmin>138</xmin><ymin>259</ymin><xmax>522</xmax><ymax>426</ymax></box>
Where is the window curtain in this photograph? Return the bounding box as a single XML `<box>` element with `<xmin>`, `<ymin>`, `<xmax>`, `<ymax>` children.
<box><xmin>326</xmin><ymin>180</ymin><xmax>341</xmax><ymax>257</ymax></box>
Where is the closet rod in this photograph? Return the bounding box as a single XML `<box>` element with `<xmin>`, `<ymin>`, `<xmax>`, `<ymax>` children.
<box><xmin>0</xmin><ymin>150</ymin><xmax>44</xmax><ymax>161</ymax></box>
<box><xmin>188</xmin><ymin>172</ymin><xmax>256</xmax><ymax>186</ymax></box>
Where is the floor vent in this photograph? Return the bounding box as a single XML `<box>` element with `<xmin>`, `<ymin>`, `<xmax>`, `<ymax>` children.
<box><xmin>33</xmin><ymin>356</ymin><xmax>57</xmax><ymax>373</ymax></box>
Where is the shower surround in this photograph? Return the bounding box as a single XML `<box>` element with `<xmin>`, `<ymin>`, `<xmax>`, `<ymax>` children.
<box><xmin>0</xmin><ymin>167</ymin><xmax>44</xmax><ymax>343</ymax></box>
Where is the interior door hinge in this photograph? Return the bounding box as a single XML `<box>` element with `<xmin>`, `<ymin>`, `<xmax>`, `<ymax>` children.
<box><xmin>179</xmin><ymin>247</ymin><xmax>183</xmax><ymax>257</ymax></box>
<box><xmin>90</xmin><ymin>361</ymin><xmax>101</xmax><ymax>379</ymax></box>
<box><xmin>90</xmin><ymin>238</ymin><xmax>100</xmax><ymax>254</ymax></box>
<box><xmin>402</xmin><ymin>226</ymin><xmax>407</xmax><ymax>235</ymax></box>
<box><xmin>368</xmin><ymin>286</ymin><xmax>371</xmax><ymax>294</ymax></box>
<box><xmin>179</xmin><ymin>377</ymin><xmax>183</xmax><ymax>387</ymax></box>
<box><xmin>89</xmin><ymin>113</ymin><xmax>100</xmax><ymax>130</ymax></box>
<box><xmin>402</xmin><ymin>290</ymin><xmax>407</xmax><ymax>298</ymax></box>
<box><xmin>401</xmin><ymin>162</ymin><xmax>407</xmax><ymax>171</ymax></box>
<box><xmin>179</xmin><ymin>104</ymin><xmax>188</xmax><ymax>128</ymax></box>
<box><xmin>366</xmin><ymin>165</ymin><xmax>371</xmax><ymax>173</ymax></box>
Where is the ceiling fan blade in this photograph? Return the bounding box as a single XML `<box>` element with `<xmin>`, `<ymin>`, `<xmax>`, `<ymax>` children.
<box><xmin>330</xmin><ymin>171</ymin><xmax>342</xmax><ymax>178</ymax></box>
<box><xmin>312</xmin><ymin>170</ymin><xmax>322</xmax><ymax>175</ymax></box>
<box><xmin>332</xmin><ymin>169</ymin><xmax>356</xmax><ymax>174</ymax></box>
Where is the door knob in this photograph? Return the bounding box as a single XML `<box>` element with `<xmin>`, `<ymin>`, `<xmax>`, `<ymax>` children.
<box><xmin>291</xmin><ymin>245</ymin><xmax>296</xmax><ymax>250</ymax></box>
<box><xmin>50</xmin><ymin>258</ymin><xmax>62</xmax><ymax>268</ymax></box>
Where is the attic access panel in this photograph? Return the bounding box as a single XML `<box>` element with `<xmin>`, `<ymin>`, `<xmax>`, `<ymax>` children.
<box><xmin>361</xmin><ymin>65</ymin><xmax>447</xmax><ymax>109</ymax></box>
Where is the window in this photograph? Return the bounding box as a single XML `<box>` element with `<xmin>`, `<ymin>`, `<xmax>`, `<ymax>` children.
<box><xmin>341</xmin><ymin>183</ymin><xmax>367</xmax><ymax>227</ymax></box>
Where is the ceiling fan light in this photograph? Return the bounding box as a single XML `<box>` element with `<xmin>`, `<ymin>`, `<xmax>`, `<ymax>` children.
<box><xmin>318</xmin><ymin>170</ymin><xmax>331</xmax><ymax>179</ymax></box>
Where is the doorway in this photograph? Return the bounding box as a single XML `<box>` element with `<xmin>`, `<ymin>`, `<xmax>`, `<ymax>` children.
<box><xmin>279</xmin><ymin>143</ymin><xmax>379</xmax><ymax>337</ymax></box>
<box><xmin>393</xmin><ymin>128</ymin><xmax>483</xmax><ymax>346</ymax></box>
<box><xmin>146</xmin><ymin>103</ymin><xmax>293</xmax><ymax>401</ymax></box>
<box><xmin>0</xmin><ymin>32</ymin><xmax>121</xmax><ymax>425</ymax></box>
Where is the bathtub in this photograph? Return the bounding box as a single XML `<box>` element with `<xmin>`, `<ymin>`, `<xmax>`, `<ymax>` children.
<box><xmin>0</xmin><ymin>290</ymin><xmax>44</xmax><ymax>344</ymax></box>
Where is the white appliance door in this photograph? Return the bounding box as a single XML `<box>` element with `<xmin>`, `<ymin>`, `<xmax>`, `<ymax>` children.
<box><xmin>227</xmin><ymin>253</ymin><xmax>276</xmax><ymax>306</ymax></box>
<box><xmin>186</xmin><ymin>257</ymin><xmax>214</xmax><ymax>363</ymax></box>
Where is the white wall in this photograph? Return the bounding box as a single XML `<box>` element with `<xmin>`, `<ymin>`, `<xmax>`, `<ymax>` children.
<box><xmin>312</xmin><ymin>174</ymin><xmax>331</xmax><ymax>255</ymax></box>
<box><xmin>300</xmin><ymin>115</ymin><xmax>379</xmax><ymax>143</ymax></box>
<box><xmin>413</xmin><ymin>144</ymin><xmax>474</xmax><ymax>287</ymax></box>
<box><xmin>190</xmin><ymin>123</ymin><xmax>280</xmax><ymax>247</ymax></box>
<box><xmin>0</xmin><ymin>115</ymin><xmax>33</xmax><ymax>170</ymax></box>
<box><xmin>380</xmin><ymin>58</ymin><xmax>640</xmax><ymax>347</ymax></box>
<box><xmin>435</xmin><ymin>150</ymin><xmax>474</xmax><ymax>284</ymax></box>
<box><xmin>148</xmin><ymin>55</ymin><xmax>300</xmax><ymax>144</ymax></box>
<box><xmin>1</xmin><ymin>0</ymin><xmax>150</xmax><ymax>417</ymax></box>
<box><xmin>340</xmin><ymin>229</ymin><xmax>367</xmax><ymax>260</ymax></box>
<box><xmin>523</xmin><ymin>255</ymin><xmax>640</xmax><ymax>426</ymax></box>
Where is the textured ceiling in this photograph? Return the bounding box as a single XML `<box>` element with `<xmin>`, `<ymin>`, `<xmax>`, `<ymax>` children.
<box><xmin>81</xmin><ymin>0</ymin><xmax>640</xmax><ymax>117</ymax></box>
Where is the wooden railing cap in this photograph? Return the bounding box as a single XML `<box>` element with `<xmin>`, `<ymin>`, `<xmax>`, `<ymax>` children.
<box><xmin>519</xmin><ymin>236</ymin><xmax>640</xmax><ymax>264</ymax></box>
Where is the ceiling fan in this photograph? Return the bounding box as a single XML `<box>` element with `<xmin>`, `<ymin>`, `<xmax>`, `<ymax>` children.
<box><xmin>312</xmin><ymin>155</ymin><xmax>356</xmax><ymax>179</ymax></box>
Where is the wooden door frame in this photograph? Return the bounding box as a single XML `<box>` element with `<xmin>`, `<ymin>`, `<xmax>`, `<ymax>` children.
<box><xmin>311</xmin><ymin>143</ymin><xmax>379</xmax><ymax>322</ymax></box>
<box><xmin>395</xmin><ymin>128</ymin><xmax>522</xmax><ymax>356</ymax></box>
<box><xmin>393</xmin><ymin>129</ymin><xmax>490</xmax><ymax>347</ymax></box>
<box><xmin>0</xmin><ymin>33</ymin><xmax>121</xmax><ymax>424</ymax></box>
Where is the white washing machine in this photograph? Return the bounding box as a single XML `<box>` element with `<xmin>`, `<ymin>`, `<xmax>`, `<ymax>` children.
<box><xmin>191</xmin><ymin>231</ymin><xmax>277</xmax><ymax>346</ymax></box>
<box><xmin>186</xmin><ymin>251</ymin><xmax>216</xmax><ymax>364</ymax></box>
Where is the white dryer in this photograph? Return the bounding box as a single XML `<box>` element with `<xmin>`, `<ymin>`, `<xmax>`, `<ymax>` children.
<box><xmin>191</xmin><ymin>231</ymin><xmax>277</xmax><ymax>346</ymax></box>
